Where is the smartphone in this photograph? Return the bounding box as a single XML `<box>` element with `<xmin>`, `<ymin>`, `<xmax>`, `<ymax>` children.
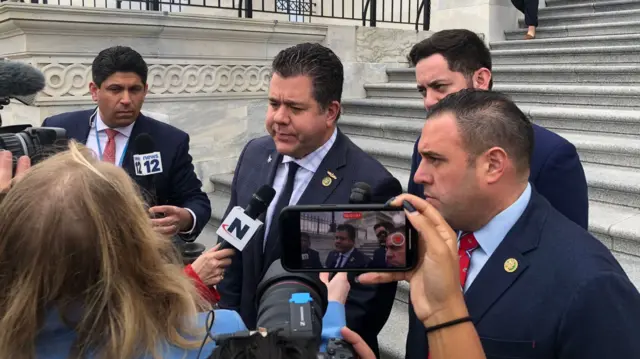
<box><xmin>279</xmin><ymin>204</ymin><xmax>418</xmax><ymax>272</ymax></box>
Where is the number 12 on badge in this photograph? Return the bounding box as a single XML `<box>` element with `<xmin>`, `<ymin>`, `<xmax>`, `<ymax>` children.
<box><xmin>134</xmin><ymin>152</ymin><xmax>164</xmax><ymax>176</ymax></box>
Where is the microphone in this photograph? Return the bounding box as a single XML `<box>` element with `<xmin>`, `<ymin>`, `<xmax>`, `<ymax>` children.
<box><xmin>217</xmin><ymin>185</ymin><xmax>276</xmax><ymax>251</ymax></box>
<box><xmin>133</xmin><ymin>133</ymin><xmax>158</xmax><ymax>205</ymax></box>
<box><xmin>0</xmin><ymin>60</ymin><xmax>46</xmax><ymax>105</ymax></box>
<box><xmin>349</xmin><ymin>182</ymin><xmax>372</xmax><ymax>204</ymax></box>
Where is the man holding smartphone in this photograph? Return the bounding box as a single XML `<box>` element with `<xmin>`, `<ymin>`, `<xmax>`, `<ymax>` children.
<box><xmin>216</xmin><ymin>42</ymin><xmax>402</xmax><ymax>357</ymax></box>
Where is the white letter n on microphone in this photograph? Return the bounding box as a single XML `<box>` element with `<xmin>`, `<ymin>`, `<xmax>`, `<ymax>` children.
<box><xmin>216</xmin><ymin>206</ymin><xmax>263</xmax><ymax>251</ymax></box>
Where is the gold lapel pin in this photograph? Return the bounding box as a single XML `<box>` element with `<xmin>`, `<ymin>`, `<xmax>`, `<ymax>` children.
<box><xmin>322</xmin><ymin>176</ymin><xmax>332</xmax><ymax>187</ymax></box>
<box><xmin>327</xmin><ymin>170</ymin><xmax>337</xmax><ymax>180</ymax></box>
<box><xmin>504</xmin><ymin>258</ymin><xmax>518</xmax><ymax>273</ymax></box>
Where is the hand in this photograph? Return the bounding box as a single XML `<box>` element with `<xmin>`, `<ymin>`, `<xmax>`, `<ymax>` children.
<box><xmin>190</xmin><ymin>244</ymin><xmax>235</xmax><ymax>286</ymax></box>
<box><xmin>320</xmin><ymin>272</ymin><xmax>351</xmax><ymax>304</ymax></box>
<box><xmin>340</xmin><ymin>327</ymin><xmax>375</xmax><ymax>359</ymax></box>
<box><xmin>149</xmin><ymin>205</ymin><xmax>193</xmax><ymax>235</ymax></box>
<box><xmin>0</xmin><ymin>151</ymin><xmax>30</xmax><ymax>193</ymax></box>
<box><xmin>356</xmin><ymin>194</ymin><xmax>466</xmax><ymax>327</ymax></box>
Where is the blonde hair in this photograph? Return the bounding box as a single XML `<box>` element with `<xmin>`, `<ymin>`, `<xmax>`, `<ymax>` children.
<box><xmin>0</xmin><ymin>141</ymin><xmax>210</xmax><ymax>359</ymax></box>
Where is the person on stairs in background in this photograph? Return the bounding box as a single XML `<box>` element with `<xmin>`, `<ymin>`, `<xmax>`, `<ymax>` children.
<box><xmin>404</xmin><ymin>29</ymin><xmax>589</xmax><ymax>359</ymax></box>
<box><xmin>511</xmin><ymin>0</ymin><xmax>539</xmax><ymax>39</ymax></box>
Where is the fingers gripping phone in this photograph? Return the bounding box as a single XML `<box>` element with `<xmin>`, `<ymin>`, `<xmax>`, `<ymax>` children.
<box><xmin>279</xmin><ymin>204</ymin><xmax>418</xmax><ymax>272</ymax></box>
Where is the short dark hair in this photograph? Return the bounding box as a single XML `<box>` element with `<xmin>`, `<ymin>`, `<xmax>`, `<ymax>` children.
<box><xmin>92</xmin><ymin>46</ymin><xmax>148</xmax><ymax>87</ymax></box>
<box><xmin>271</xmin><ymin>42</ymin><xmax>343</xmax><ymax>116</ymax></box>
<box><xmin>427</xmin><ymin>89</ymin><xmax>533</xmax><ymax>176</ymax></box>
<box><xmin>374</xmin><ymin>221</ymin><xmax>394</xmax><ymax>232</ymax></box>
<box><xmin>301</xmin><ymin>232</ymin><xmax>310</xmax><ymax>240</ymax></box>
<box><xmin>408</xmin><ymin>29</ymin><xmax>493</xmax><ymax>90</ymax></box>
<box><xmin>336</xmin><ymin>224</ymin><xmax>356</xmax><ymax>241</ymax></box>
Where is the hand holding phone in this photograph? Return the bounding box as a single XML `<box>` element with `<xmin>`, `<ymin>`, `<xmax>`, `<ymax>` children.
<box><xmin>279</xmin><ymin>204</ymin><xmax>418</xmax><ymax>272</ymax></box>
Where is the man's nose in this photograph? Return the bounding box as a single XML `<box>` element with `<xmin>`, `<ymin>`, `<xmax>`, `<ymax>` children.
<box><xmin>413</xmin><ymin>159</ymin><xmax>433</xmax><ymax>185</ymax></box>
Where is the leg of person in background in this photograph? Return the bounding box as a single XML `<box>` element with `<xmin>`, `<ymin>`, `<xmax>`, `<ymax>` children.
<box><xmin>511</xmin><ymin>0</ymin><xmax>539</xmax><ymax>39</ymax></box>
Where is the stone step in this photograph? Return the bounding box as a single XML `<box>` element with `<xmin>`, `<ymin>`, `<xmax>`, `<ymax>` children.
<box><xmin>363</xmin><ymin>82</ymin><xmax>640</xmax><ymax>110</ymax></box>
<box><xmin>492</xmin><ymin>33</ymin><xmax>640</xmax><ymax>50</ymax></box>
<box><xmin>521</xmin><ymin>9</ymin><xmax>640</xmax><ymax>28</ymax></box>
<box><xmin>348</xmin><ymin>134</ymin><xmax>640</xmax><ymax>208</ymax></box>
<box><xmin>539</xmin><ymin>0</ymin><xmax>640</xmax><ymax>17</ymax></box>
<box><xmin>338</xmin><ymin>115</ymin><xmax>640</xmax><ymax>169</ymax></box>
<box><xmin>342</xmin><ymin>98</ymin><xmax>640</xmax><ymax>135</ymax></box>
<box><xmin>491</xmin><ymin>64</ymin><xmax>640</xmax><ymax>84</ymax></box>
<box><xmin>546</xmin><ymin>0</ymin><xmax>639</xmax><ymax>6</ymax></box>
<box><xmin>505</xmin><ymin>20</ymin><xmax>640</xmax><ymax>40</ymax></box>
<box><xmin>492</xmin><ymin>45</ymin><xmax>640</xmax><ymax>64</ymax></box>
<box><xmin>387</xmin><ymin>64</ymin><xmax>640</xmax><ymax>85</ymax></box>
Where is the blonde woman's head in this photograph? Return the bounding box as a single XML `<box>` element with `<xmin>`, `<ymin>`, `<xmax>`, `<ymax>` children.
<box><xmin>0</xmin><ymin>141</ymin><xmax>209</xmax><ymax>359</ymax></box>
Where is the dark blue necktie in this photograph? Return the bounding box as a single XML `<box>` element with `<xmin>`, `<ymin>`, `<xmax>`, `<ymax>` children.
<box><xmin>265</xmin><ymin>162</ymin><xmax>300</xmax><ymax>250</ymax></box>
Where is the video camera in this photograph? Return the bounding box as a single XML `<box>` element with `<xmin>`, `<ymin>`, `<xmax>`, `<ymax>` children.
<box><xmin>210</xmin><ymin>259</ymin><xmax>357</xmax><ymax>359</ymax></box>
<box><xmin>0</xmin><ymin>60</ymin><xmax>68</xmax><ymax>172</ymax></box>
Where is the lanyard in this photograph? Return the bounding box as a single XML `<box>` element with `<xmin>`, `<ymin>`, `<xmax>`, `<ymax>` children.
<box><xmin>94</xmin><ymin>124</ymin><xmax>129</xmax><ymax>167</ymax></box>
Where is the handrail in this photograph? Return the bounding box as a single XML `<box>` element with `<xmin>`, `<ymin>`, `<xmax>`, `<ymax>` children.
<box><xmin>415</xmin><ymin>0</ymin><xmax>430</xmax><ymax>31</ymax></box>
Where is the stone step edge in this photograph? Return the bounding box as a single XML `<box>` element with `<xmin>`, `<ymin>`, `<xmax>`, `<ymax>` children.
<box><xmin>540</xmin><ymin>0</ymin><xmax>640</xmax><ymax>12</ymax></box>
<box><xmin>364</xmin><ymin>82</ymin><xmax>640</xmax><ymax>95</ymax></box>
<box><xmin>492</xmin><ymin>33</ymin><xmax>640</xmax><ymax>47</ymax></box>
<box><xmin>527</xmin><ymin>7</ymin><xmax>640</xmax><ymax>21</ymax></box>
<box><xmin>387</xmin><ymin>65</ymin><xmax>640</xmax><ymax>75</ymax></box>
<box><xmin>491</xmin><ymin>44</ymin><xmax>640</xmax><ymax>55</ymax></box>
<box><xmin>342</xmin><ymin>98</ymin><xmax>640</xmax><ymax>123</ymax></box>
<box><xmin>505</xmin><ymin>19</ymin><xmax>640</xmax><ymax>34</ymax></box>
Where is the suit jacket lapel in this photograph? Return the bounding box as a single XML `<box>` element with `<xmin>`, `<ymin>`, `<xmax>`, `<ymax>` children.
<box><xmin>464</xmin><ymin>190</ymin><xmax>546</xmax><ymax>323</ymax></box>
<box><xmin>69</xmin><ymin>108</ymin><xmax>95</xmax><ymax>144</ymax></box>
<box><xmin>296</xmin><ymin>130</ymin><xmax>348</xmax><ymax>205</ymax></box>
<box><xmin>252</xmin><ymin>147</ymin><xmax>282</xmax><ymax>280</ymax></box>
<box><xmin>121</xmin><ymin>114</ymin><xmax>148</xmax><ymax>175</ymax></box>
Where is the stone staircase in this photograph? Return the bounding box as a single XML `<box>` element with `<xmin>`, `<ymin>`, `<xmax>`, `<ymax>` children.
<box><xmin>207</xmin><ymin>0</ymin><xmax>640</xmax><ymax>357</ymax></box>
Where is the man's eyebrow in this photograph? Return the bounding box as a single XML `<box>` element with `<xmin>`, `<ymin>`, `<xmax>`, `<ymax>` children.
<box><xmin>268</xmin><ymin>97</ymin><xmax>306</xmax><ymax>107</ymax></box>
<box><xmin>420</xmin><ymin>150</ymin><xmax>446</xmax><ymax>159</ymax></box>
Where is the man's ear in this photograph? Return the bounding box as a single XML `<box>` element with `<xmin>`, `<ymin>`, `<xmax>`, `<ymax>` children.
<box><xmin>325</xmin><ymin>101</ymin><xmax>341</xmax><ymax>127</ymax></box>
<box><xmin>89</xmin><ymin>82</ymin><xmax>99</xmax><ymax>102</ymax></box>
<box><xmin>473</xmin><ymin>68</ymin><xmax>492</xmax><ymax>90</ymax></box>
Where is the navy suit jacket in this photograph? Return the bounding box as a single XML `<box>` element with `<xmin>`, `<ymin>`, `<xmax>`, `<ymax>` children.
<box><xmin>325</xmin><ymin>248</ymin><xmax>371</xmax><ymax>269</ymax></box>
<box><xmin>406</xmin><ymin>188</ymin><xmax>640</xmax><ymax>359</ymax></box>
<box><xmin>42</xmin><ymin>109</ymin><xmax>211</xmax><ymax>240</ymax></box>
<box><xmin>369</xmin><ymin>246</ymin><xmax>387</xmax><ymax>268</ymax></box>
<box><xmin>216</xmin><ymin>130</ymin><xmax>402</xmax><ymax>358</ymax></box>
<box><xmin>301</xmin><ymin>248</ymin><xmax>323</xmax><ymax>269</ymax></box>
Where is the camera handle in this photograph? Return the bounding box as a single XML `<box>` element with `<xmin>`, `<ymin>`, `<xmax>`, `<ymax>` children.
<box><xmin>321</xmin><ymin>338</ymin><xmax>357</xmax><ymax>359</ymax></box>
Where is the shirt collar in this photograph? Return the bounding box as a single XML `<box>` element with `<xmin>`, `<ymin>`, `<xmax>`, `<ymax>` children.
<box><xmin>95</xmin><ymin>109</ymin><xmax>135</xmax><ymax>138</ymax></box>
<box><xmin>281</xmin><ymin>127</ymin><xmax>338</xmax><ymax>173</ymax></box>
<box><xmin>462</xmin><ymin>182</ymin><xmax>532</xmax><ymax>257</ymax></box>
<box><xmin>341</xmin><ymin>247</ymin><xmax>355</xmax><ymax>259</ymax></box>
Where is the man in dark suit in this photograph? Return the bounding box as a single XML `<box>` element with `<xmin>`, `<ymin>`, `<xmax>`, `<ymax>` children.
<box><xmin>324</xmin><ymin>224</ymin><xmax>371</xmax><ymax>268</ymax></box>
<box><xmin>300</xmin><ymin>232</ymin><xmax>323</xmax><ymax>268</ymax></box>
<box><xmin>216</xmin><ymin>42</ymin><xmax>402</xmax><ymax>357</ymax></box>
<box><xmin>41</xmin><ymin>46</ymin><xmax>211</xmax><ymax>241</ymax></box>
<box><xmin>369</xmin><ymin>221</ymin><xmax>394</xmax><ymax>268</ymax></box>
<box><xmin>404</xmin><ymin>30</ymin><xmax>590</xmax><ymax>358</ymax></box>
<box><xmin>406</xmin><ymin>89</ymin><xmax>640</xmax><ymax>358</ymax></box>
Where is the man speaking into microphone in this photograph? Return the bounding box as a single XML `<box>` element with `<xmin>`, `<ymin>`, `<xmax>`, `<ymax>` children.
<box><xmin>41</xmin><ymin>46</ymin><xmax>211</xmax><ymax>240</ymax></box>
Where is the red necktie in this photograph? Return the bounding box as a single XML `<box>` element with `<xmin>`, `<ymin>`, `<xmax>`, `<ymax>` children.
<box><xmin>458</xmin><ymin>232</ymin><xmax>480</xmax><ymax>288</ymax></box>
<box><xmin>103</xmin><ymin>129</ymin><xmax>119</xmax><ymax>164</ymax></box>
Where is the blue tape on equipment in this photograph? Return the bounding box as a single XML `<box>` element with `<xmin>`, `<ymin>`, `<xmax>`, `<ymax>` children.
<box><xmin>289</xmin><ymin>292</ymin><xmax>312</xmax><ymax>304</ymax></box>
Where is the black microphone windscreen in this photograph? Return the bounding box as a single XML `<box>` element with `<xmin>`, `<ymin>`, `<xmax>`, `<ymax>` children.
<box><xmin>350</xmin><ymin>182</ymin><xmax>372</xmax><ymax>204</ymax></box>
<box><xmin>134</xmin><ymin>133</ymin><xmax>155</xmax><ymax>154</ymax></box>
<box><xmin>245</xmin><ymin>185</ymin><xmax>276</xmax><ymax>219</ymax></box>
<box><xmin>0</xmin><ymin>61</ymin><xmax>46</xmax><ymax>98</ymax></box>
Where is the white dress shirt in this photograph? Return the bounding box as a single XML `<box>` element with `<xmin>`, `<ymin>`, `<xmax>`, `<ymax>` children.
<box><xmin>86</xmin><ymin>109</ymin><xmax>196</xmax><ymax>235</ymax></box>
<box><xmin>335</xmin><ymin>247</ymin><xmax>354</xmax><ymax>268</ymax></box>
<box><xmin>263</xmin><ymin>128</ymin><xmax>338</xmax><ymax>247</ymax></box>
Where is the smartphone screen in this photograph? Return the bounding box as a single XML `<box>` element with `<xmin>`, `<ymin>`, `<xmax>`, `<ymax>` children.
<box><xmin>280</xmin><ymin>205</ymin><xmax>417</xmax><ymax>272</ymax></box>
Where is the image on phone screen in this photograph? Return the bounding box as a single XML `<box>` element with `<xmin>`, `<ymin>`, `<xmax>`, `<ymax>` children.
<box><xmin>298</xmin><ymin>209</ymin><xmax>409</xmax><ymax>270</ymax></box>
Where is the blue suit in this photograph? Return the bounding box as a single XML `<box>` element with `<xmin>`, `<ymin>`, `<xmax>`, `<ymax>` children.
<box><xmin>42</xmin><ymin>109</ymin><xmax>211</xmax><ymax>240</ymax></box>
<box><xmin>406</xmin><ymin>124</ymin><xmax>590</xmax><ymax>358</ymax></box>
<box><xmin>325</xmin><ymin>248</ymin><xmax>371</xmax><ymax>269</ymax></box>
<box><xmin>216</xmin><ymin>130</ymin><xmax>402</xmax><ymax>358</ymax></box>
<box><xmin>405</xmin><ymin>187</ymin><xmax>640</xmax><ymax>359</ymax></box>
<box><xmin>36</xmin><ymin>301</ymin><xmax>348</xmax><ymax>358</ymax></box>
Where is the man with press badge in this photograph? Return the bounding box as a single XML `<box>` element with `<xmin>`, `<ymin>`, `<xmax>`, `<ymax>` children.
<box><xmin>42</xmin><ymin>46</ymin><xmax>211</xmax><ymax>241</ymax></box>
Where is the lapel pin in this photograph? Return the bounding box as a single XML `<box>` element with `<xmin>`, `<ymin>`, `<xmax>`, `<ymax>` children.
<box><xmin>322</xmin><ymin>176</ymin><xmax>332</xmax><ymax>187</ymax></box>
<box><xmin>267</xmin><ymin>155</ymin><xmax>272</xmax><ymax>163</ymax></box>
<box><xmin>504</xmin><ymin>258</ymin><xmax>518</xmax><ymax>273</ymax></box>
<box><xmin>327</xmin><ymin>170</ymin><xmax>337</xmax><ymax>180</ymax></box>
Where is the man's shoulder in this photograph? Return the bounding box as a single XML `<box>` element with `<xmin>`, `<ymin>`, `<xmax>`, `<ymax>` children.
<box><xmin>532</xmin><ymin>123</ymin><xmax>576</xmax><ymax>155</ymax></box>
<box><xmin>238</xmin><ymin>135</ymin><xmax>275</xmax><ymax>159</ymax></box>
<box><xmin>43</xmin><ymin>109</ymin><xmax>93</xmax><ymax>126</ymax></box>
